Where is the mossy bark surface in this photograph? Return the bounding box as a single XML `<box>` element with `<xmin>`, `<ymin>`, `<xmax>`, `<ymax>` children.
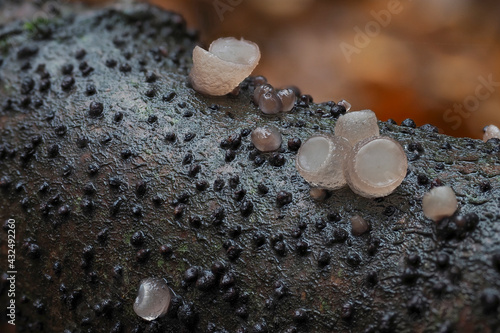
<box><xmin>1</xmin><ymin>4</ymin><xmax>500</xmax><ymax>333</ymax></box>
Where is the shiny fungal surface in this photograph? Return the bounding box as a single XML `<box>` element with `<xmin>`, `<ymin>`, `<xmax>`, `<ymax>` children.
<box><xmin>309</xmin><ymin>188</ymin><xmax>327</xmax><ymax>201</ymax></box>
<box><xmin>335</xmin><ymin>110</ymin><xmax>379</xmax><ymax>145</ymax></box>
<box><xmin>251</xmin><ymin>126</ymin><xmax>282</xmax><ymax>152</ymax></box>
<box><xmin>277</xmin><ymin>88</ymin><xmax>296</xmax><ymax>112</ymax></box>
<box><xmin>422</xmin><ymin>186</ymin><xmax>458</xmax><ymax>222</ymax></box>
<box><xmin>259</xmin><ymin>91</ymin><xmax>283</xmax><ymax>115</ymax></box>
<box><xmin>133</xmin><ymin>278</ymin><xmax>172</xmax><ymax>321</ymax></box>
<box><xmin>189</xmin><ymin>37</ymin><xmax>260</xmax><ymax>96</ymax></box>
<box><xmin>350</xmin><ymin>215</ymin><xmax>369</xmax><ymax>236</ymax></box>
<box><xmin>483</xmin><ymin>125</ymin><xmax>500</xmax><ymax>142</ymax></box>
<box><xmin>253</xmin><ymin>84</ymin><xmax>273</xmax><ymax>105</ymax></box>
<box><xmin>345</xmin><ymin>136</ymin><xmax>407</xmax><ymax>198</ymax></box>
<box><xmin>296</xmin><ymin>134</ymin><xmax>350</xmax><ymax>190</ymax></box>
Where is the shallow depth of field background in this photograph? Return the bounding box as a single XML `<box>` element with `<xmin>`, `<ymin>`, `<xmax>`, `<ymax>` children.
<box><xmin>150</xmin><ymin>0</ymin><xmax>500</xmax><ymax>140</ymax></box>
<box><xmin>3</xmin><ymin>0</ymin><xmax>500</xmax><ymax>139</ymax></box>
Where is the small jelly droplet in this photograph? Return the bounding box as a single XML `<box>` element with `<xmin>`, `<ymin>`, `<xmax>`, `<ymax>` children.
<box><xmin>133</xmin><ymin>278</ymin><xmax>172</xmax><ymax>321</ymax></box>
<box><xmin>277</xmin><ymin>88</ymin><xmax>296</xmax><ymax>112</ymax></box>
<box><xmin>259</xmin><ymin>91</ymin><xmax>282</xmax><ymax>115</ymax></box>
<box><xmin>253</xmin><ymin>84</ymin><xmax>274</xmax><ymax>105</ymax></box>
<box><xmin>251</xmin><ymin>126</ymin><xmax>282</xmax><ymax>152</ymax></box>
<box><xmin>422</xmin><ymin>186</ymin><xmax>458</xmax><ymax>222</ymax></box>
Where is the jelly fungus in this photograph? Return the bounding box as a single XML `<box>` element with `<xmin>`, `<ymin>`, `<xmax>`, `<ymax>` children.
<box><xmin>345</xmin><ymin>137</ymin><xmax>408</xmax><ymax>198</ymax></box>
<box><xmin>276</xmin><ymin>88</ymin><xmax>296</xmax><ymax>112</ymax></box>
<box><xmin>309</xmin><ymin>188</ymin><xmax>327</xmax><ymax>201</ymax></box>
<box><xmin>251</xmin><ymin>126</ymin><xmax>282</xmax><ymax>152</ymax></box>
<box><xmin>335</xmin><ymin>110</ymin><xmax>379</xmax><ymax>145</ymax></box>
<box><xmin>351</xmin><ymin>215</ymin><xmax>369</xmax><ymax>236</ymax></box>
<box><xmin>296</xmin><ymin>134</ymin><xmax>350</xmax><ymax>190</ymax></box>
<box><xmin>422</xmin><ymin>186</ymin><xmax>458</xmax><ymax>222</ymax></box>
<box><xmin>133</xmin><ymin>278</ymin><xmax>172</xmax><ymax>321</ymax></box>
<box><xmin>254</xmin><ymin>83</ymin><xmax>296</xmax><ymax>114</ymax></box>
<box><xmin>189</xmin><ymin>37</ymin><xmax>260</xmax><ymax>96</ymax></box>
<box><xmin>483</xmin><ymin>125</ymin><xmax>500</xmax><ymax>142</ymax></box>
<box><xmin>259</xmin><ymin>91</ymin><xmax>283</xmax><ymax>115</ymax></box>
<box><xmin>253</xmin><ymin>84</ymin><xmax>274</xmax><ymax>105</ymax></box>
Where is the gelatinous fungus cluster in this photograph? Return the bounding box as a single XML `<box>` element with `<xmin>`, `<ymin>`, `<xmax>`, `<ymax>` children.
<box><xmin>297</xmin><ymin>110</ymin><xmax>408</xmax><ymax>198</ymax></box>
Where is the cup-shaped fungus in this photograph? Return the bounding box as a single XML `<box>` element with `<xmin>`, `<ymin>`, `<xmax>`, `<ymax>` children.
<box><xmin>251</xmin><ymin>126</ymin><xmax>282</xmax><ymax>152</ymax></box>
<box><xmin>133</xmin><ymin>278</ymin><xmax>172</xmax><ymax>321</ymax></box>
<box><xmin>422</xmin><ymin>186</ymin><xmax>458</xmax><ymax>221</ymax></box>
<box><xmin>335</xmin><ymin>110</ymin><xmax>380</xmax><ymax>146</ymax></box>
<box><xmin>483</xmin><ymin>125</ymin><xmax>500</xmax><ymax>142</ymax></box>
<box><xmin>189</xmin><ymin>37</ymin><xmax>260</xmax><ymax>96</ymax></box>
<box><xmin>296</xmin><ymin>134</ymin><xmax>350</xmax><ymax>190</ymax></box>
<box><xmin>344</xmin><ymin>136</ymin><xmax>407</xmax><ymax>198</ymax></box>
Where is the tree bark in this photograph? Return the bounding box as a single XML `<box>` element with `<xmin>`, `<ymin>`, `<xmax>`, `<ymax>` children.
<box><xmin>1</xmin><ymin>3</ymin><xmax>499</xmax><ymax>333</ymax></box>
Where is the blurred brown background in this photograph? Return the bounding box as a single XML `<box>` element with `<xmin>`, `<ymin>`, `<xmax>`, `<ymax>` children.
<box><xmin>3</xmin><ymin>0</ymin><xmax>500</xmax><ymax>136</ymax></box>
<box><xmin>149</xmin><ymin>0</ymin><xmax>500</xmax><ymax>139</ymax></box>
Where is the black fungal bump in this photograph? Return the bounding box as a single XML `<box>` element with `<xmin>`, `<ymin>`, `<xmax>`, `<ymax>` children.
<box><xmin>130</xmin><ymin>231</ymin><xmax>146</xmax><ymax>246</ymax></box>
<box><xmin>165</xmin><ymin>132</ymin><xmax>176</xmax><ymax>142</ymax></box>
<box><xmin>145</xmin><ymin>71</ymin><xmax>157</xmax><ymax>83</ymax></box>
<box><xmin>401</xmin><ymin>267</ymin><xmax>419</xmax><ymax>284</ymax></box>
<box><xmin>86</xmin><ymin>83</ymin><xmax>96</xmax><ymax>95</ymax></box>
<box><xmin>317</xmin><ymin>251</ymin><xmax>331</xmax><ymax>266</ymax></box>
<box><xmin>240</xmin><ymin>200</ymin><xmax>253</xmax><ymax>217</ymax></box>
<box><xmin>276</xmin><ymin>191</ymin><xmax>292</xmax><ymax>207</ymax></box>
<box><xmin>341</xmin><ymin>302</ymin><xmax>354</xmax><ymax>320</ymax></box>
<box><xmin>366</xmin><ymin>271</ymin><xmax>378</xmax><ymax>286</ymax></box>
<box><xmin>195</xmin><ymin>180</ymin><xmax>208</xmax><ymax>191</ymax></box>
<box><xmin>119</xmin><ymin>63</ymin><xmax>131</xmax><ymax>72</ymax></box>
<box><xmin>120</xmin><ymin>149</ymin><xmax>132</xmax><ymax>159</ymax></box>
<box><xmin>407</xmin><ymin>295</ymin><xmax>426</xmax><ymax>316</ymax></box>
<box><xmin>61</xmin><ymin>76</ymin><xmax>75</xmax><ymax>91</ymax></box>
<box><xmin>211</xmin><ymin>207</ymin><xmax>225</xmax><ymax>225</ymax></box>
<box><xmin>136</xmin><ymin>249</ymin><xmax>151</xmax><ymax>263</ymax></box>
<box><xmin>347</xmin><ymin>252</ymin><xmax>361</xmax><ymax>266</ymax></box>
<box><xmin>253</xmin><ymin>232</ymin><xmax>266</xmax><ymax>247</ymax></box>
<box><xmin>436</xmin><ymin>253</ymin><xmax>450</xmax><ymax>269</ymax></box>
<box><xmin>163</xmin><ymin>91</ymin><xmax>176</xmax><ymax>102</ymax></box>
<box><xmin>17</xmin><ymin>45</ymin><xmax>39</xmax><ymax>59</ymax></box>
<box><xmin>106</xmin><ymin>59</ymin><xmax>117</xmax><ymax>67</ymax></box>
<box><xmin>160</xmin><ymin>244</ymin><xmax>173</xmax><ymax>257</ymax></box>
<box><xmin>269</xmin><ymin>153</ymin><xmax>286</xmax><ymax>167</ymax></box>
<box><xmin>76</xmin><ymin>136</ymin><xmax>89</xmax><ymax>148</ymax></box>
<box><xmin>196</xmin><ymin>271</ymin><xmax>217</xmax><ymax>291</ymax></box>
<box><xmin>213</xmin><ymin>178</ymin><xmax>225</xmax><ymax>192</ymax></box>
<box><xmin>184</xmin><ymin>132</ymin><xmax>196</xmax><ymax>142</ymax></box>
<box><xmin>47</xmin><ymin>144</ymin><xmax>60</xmax><ymax>157</ymax></box>
<box><xmin>287</xmin><ymin>138</ymin><xmax>302</xmax><ymax>151</ymax></box>
<box><xmin>401</xmin><ymin>118</ymin><xmax>416</xmax><ymax>128</ymax></box>
<box><xmin>89</xmin><ymin>101</ymin><xmax>104</xmax><ymax>117</ymax></box>
<box><xmin>492</xmin><ymin>252</ymin><xmax>500</xmax><ymax>272</ymax></box>
<box><xmin>257</xmin><ymin>183</ymin><xmax>269</xmax><ymax>194</ymax></box>
<box><xmin>480</xmin><ymin>289</ymin><xmax>500</xmax><ymax>314</ymax></box>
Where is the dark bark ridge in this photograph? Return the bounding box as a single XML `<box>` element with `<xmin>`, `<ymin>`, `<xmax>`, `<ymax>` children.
<box><xmin>0</xmin><ymin>4</ymin><xmax>499</xmax><ymax>333</ymax></box>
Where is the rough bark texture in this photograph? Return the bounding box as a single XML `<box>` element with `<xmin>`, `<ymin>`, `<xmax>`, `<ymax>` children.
<box><xmin>1</xmin><ymin>4</ymin><xmax>500</xmax><ymax>333</ymax></box>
